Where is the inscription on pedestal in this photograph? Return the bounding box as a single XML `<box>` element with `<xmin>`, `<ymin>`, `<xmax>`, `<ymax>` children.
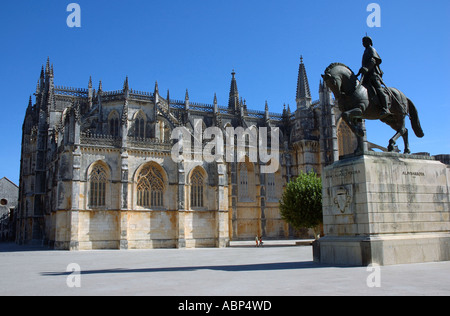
<box><xmin>325</xmin><ymin>169</ymin><xmax>361</xmax><ymax>179</ymax></box>
<box><xmin>402</xmin><ymin>171</ymin><xmax>425</xmax><ymax>177</ymax></box>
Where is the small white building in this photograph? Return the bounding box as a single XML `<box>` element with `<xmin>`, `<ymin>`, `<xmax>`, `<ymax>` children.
<box><xmin>0</xmin><ymin>177</ymin><xmax>18</xmax><ymax>241</ymax></box>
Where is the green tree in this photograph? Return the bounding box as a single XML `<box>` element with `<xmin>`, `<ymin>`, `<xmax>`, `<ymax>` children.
<box><xmin>279</xmin><ymin>171</ymin><xmax>323</xmax><ymax>239</ymax></box>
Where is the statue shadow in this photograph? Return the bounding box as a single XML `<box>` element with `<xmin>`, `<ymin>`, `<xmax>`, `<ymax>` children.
<box><xmin>41</xmin><ymin>261</ymin><xmax>354</xmax><ymax>276</ymax></box>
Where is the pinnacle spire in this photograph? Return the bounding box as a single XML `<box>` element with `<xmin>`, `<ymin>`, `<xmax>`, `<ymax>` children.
<box><xmin>45</xmin><ymin>57</ymin><xmax>50</xmax><ymax>74</ymax></box>
<box><xmin>185</xmin><ymin>89</ymin><xmax>190</xmax><ymax>111</ymax></box>
<box><xmin>123</xmin><ymin>76</ymin><xmax>129</xmax><ymax>91</ymax></box>
<box><xmin>228</xmin><ymin>69</ymin><xmax>240</xmax><ymax>111</ymax></box>
<box><xmin>296</xmin><ymin>55</ymin><xmax>311</xmax><ymax>108</ymax></box>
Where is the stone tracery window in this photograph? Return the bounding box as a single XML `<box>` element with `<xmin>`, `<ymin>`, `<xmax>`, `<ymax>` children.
<box><xmin>135</xmin><ymin>111</ymin><xmax>146</xmax><ymax>139</ymax></box>
<box><xmin>266</xmin><ymin>172</ymin><xmax>276</xmax><ymax>201</ymax></box>
<box><xmin>137</xmin><ymin>164</ymin><xmax>165</xmax><ymax>208</ymax></box>
<box><xmin>190</xmin><ymin>168</ymin><xmax>204</xmax><ymax>208</ymax></box>
<box><xmin>239</xmin><ymin>163</ymin><xmax>249</xmax><ymax>201</ymax></box>
<box><xmin>89</xmin><ymin>164</ymin><xmax>108</xmax><ymax>208</ymax></box>
<box><xmin>109</xmin><ymin>111</ymin><xmax>120</xmax><ymax>137</ymax></box>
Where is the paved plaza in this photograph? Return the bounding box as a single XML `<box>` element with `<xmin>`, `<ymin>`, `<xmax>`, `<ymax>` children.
<box><xmin>0</xmin><ymin>241</ymin><xmax>449</xmax><ymax>296</ymax></box>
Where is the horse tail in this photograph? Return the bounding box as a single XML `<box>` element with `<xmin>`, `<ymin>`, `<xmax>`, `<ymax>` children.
<box><xmin>408</xmin><ymin>98</ymin><xmax>424</xmax><ymax>138</ymax></box>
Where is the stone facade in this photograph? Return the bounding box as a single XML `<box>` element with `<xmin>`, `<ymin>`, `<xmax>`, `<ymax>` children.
<box><xmin>16</xmin><ymin>57</ymin><xmax>375</xmax><ymax>250</ymax></box>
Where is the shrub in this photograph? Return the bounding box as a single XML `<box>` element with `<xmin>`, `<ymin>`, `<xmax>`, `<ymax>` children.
<box><xmin>279</xmin><ymin>171</ymin><xmax>323</xmax><ymax>239</ymax></box>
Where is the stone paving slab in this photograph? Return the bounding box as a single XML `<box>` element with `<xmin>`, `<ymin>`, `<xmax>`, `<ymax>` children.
<box><xmin>0</xmin><ymin>242</ymin><xmax>449</xmax><ymax>296</ymax></box>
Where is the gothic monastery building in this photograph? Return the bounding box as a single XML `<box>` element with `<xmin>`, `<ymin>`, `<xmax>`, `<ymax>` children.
<box><xmin>17</xmin><ymin>57</ymin><xmax>363</xmax><ymax>250</ymax></box>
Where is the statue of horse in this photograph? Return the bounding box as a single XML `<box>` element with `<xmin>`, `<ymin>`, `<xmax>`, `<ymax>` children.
<box><xmin>321</xmin><ymin>63</ymin><xmax>424</xmax><ymax>154</ymax></box>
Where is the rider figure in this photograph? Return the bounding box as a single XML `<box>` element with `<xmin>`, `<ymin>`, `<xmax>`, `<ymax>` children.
<box><xmin>357</xmin><ymin>36</ymin><xmax>391</xmax><ymax>119</ymax></box>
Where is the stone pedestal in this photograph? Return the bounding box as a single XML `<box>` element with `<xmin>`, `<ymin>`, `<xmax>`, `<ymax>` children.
<box><xmin>314</xmin><ymin>152</ymin><xmax>450</xmax><ymax>266</ymax></box>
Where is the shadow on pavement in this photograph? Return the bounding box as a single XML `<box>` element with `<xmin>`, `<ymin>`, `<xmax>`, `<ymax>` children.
<box><xmin>41</xmin><ymin>261</ymin><xmax>355</xmax><ymax>277</ymax></box>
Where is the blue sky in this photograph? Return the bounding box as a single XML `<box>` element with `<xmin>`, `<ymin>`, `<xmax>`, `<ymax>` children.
<box><xmin>1</xmin><ymin>0</ymin><xmax>449</xmax><ymax>185</ymax></box>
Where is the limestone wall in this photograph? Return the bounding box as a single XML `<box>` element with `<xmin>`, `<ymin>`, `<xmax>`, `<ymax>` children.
<box><xmin>127</xmin><ymin>211</ymin><xmax>178</xmax><ymax>249</ymax></box>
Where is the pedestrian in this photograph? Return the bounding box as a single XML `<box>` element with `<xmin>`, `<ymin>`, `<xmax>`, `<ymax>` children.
<box><xmin>259</xmin><ymin>236</ymin><xmax>263</xmax><ymax>247</ymax></box>
<box><xmin>255</xmin><ymin>235</ymin><xmax>259</xmax><ymax>247</ymax></box>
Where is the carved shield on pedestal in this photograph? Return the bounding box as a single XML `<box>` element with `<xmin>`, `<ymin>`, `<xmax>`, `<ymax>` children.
<box><xmin>333</xmin><ymin>186</ymin><xmax>352</xmax><ymax>214</ymax></box>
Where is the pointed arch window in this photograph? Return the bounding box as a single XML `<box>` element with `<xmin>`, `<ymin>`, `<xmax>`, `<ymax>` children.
<box><xmin>190</xmin><ymin>169</ymin><xmax>205</xmax><ymax>208</ymax></box>
<box><xmin>239</xmin><ymin>163</ymin><xmax>249</xmax><ymax>201</ymax></box>
<box><xmin>137</xmin><ymin>164</ymin><xmax>165</xmax><ymax>208</ymax></box>
<box><xmin>135</xmin><ymin>112</ymin><xmax>146</xmax><ymax>139</ymax></box>
<box><xmin>266</xmin><ymin>172</ymin><xmax>277</xmax><ymax>201</ymax></box>
<box><xmin>89</xmin><ymin>164</ymin><xmax>108</xmax><ymax>208</ymax></box>
<box><xmin>109</xmin><ymin>111</ymin><xmax>120</xmax><ymax>137</ymax></box>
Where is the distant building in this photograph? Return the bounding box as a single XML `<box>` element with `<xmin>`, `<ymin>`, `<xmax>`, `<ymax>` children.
<box><xmin>0</xmin><ymin>177</ymin><xmax>18</xmax><ymax>241</ymax></box>
<box><xmin>435</xmin><ymin>155</ymin><xmax>450</xmax><ymax>165</ymax></box>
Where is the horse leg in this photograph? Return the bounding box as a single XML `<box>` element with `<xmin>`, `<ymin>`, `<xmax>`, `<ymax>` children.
<box><xmin>388</xmin><ymin>130</ymin><xmax>402</xmax><ymax>152</ymax></box>
<box><xmin>355</xmin><ymin>120</ymin><xmax>368</xmax><ymax>155</ymax></box>
<box><xmin>402</xmin><ymin>128</ymin><xmax>411</xmax><ymax>154</ymax></box>
<box><xmin>385</xmin><ymin>114</ymin><xmax>410</xmax><ymax>153</ymax></box>
<box><xmin>342</xmin><ymin>108</ymin><xmax>364</xmax><ymax>137</ymax></box>
<box><xmin>388</xmin><ymin>124</ymin><xmax>409</xmax><ymax>153</ymax></box>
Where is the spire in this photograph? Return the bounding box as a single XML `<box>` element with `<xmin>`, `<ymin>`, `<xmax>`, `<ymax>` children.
<box><xmin>45</xmin><ymin>57</ymin><xmax>50</xmax><ymax>75</ymax></box>
<box><xmin>154</xmin><ymin>81</ymin><xmax>159</xmax><ymax>95</ymax></box>
<box><xmin>213</xmin><ymin>93</ymin><xmax>218</xmax><ymax>115</ymax></box>
<box><xmin>228</xmin><ymin>69</ymin><xmax>240</xmax><ymax>111</ymax></box>
<box><xmin>43</xmin><ymin>58</ymin><xmax>54</xmax><ymax>92</ymax></box>
<box><xmin>296</xmin><ymin>55</ymin><xmax>312</xmax><ymax>109</ymax></box>
<box><xmin>282</xmin><ymin>103</ymin><xmax>291</xmax><ymax>129</ymax></box>
<box><xmin>123</xmin><ymin>76</ymin><xmax>129</xmax><ymax>91</ymax></box>
<box><xmin>88</xmin><ymin>76</ymin><xmax>93</xmax><ymax>101</ymax></box>
<box><xmin>185</xmin><ymin>89</ymin><xmax>190</xmax><ymax>111</ymax></box>
<box><xmin>98</xmin><ymin>80</ymin><xmax>103</xmax><ymax>93</ymax></box>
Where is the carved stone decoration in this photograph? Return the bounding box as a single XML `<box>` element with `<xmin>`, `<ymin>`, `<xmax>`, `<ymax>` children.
<box><xmin>333</xmin><ymin>186</ymin><xmax>352</xmax><ymax>214</ymax></box>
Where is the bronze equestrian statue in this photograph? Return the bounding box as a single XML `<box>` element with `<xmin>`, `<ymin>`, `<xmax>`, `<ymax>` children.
<box><xmin>321</xmin><ymin>37</ymin><xmax>424</xmax><ymax>154</ymax></box>
<box><xmin>356</xmin><ymin>36</ymin><xmax>391</xmax><ymax>119</ymax></box>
